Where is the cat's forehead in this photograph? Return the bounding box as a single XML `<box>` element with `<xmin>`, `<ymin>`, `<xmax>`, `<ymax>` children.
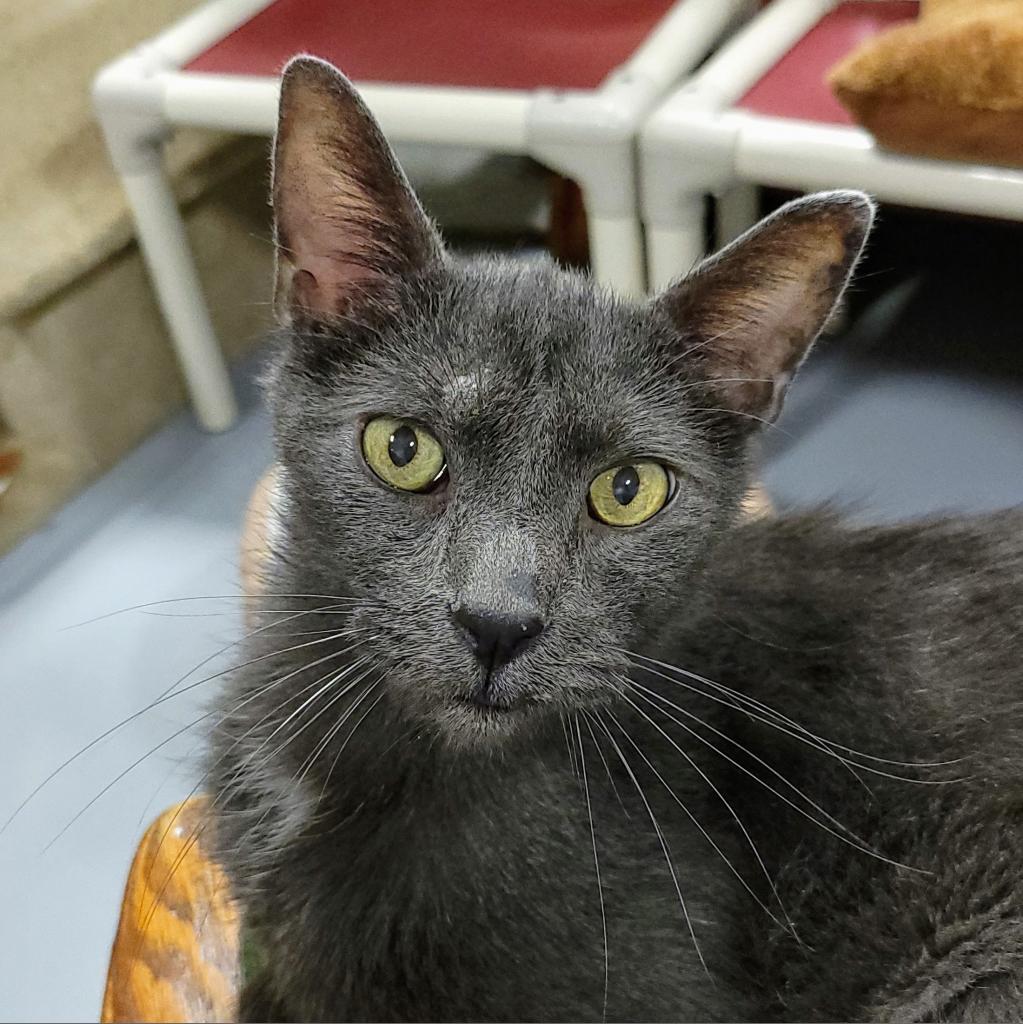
<box><xmin>430</xmin><ymin>272</ymin><xmax>638</xmax><ymax>405</ymax></box>
<box><xmin>438</xmin><ymin>261</ymin><xmax>646</xmax><ymax>387</ymax></box>
<box><xmin>313</xmin><ymin>262</ymin><xmax>706</xmax><ymax>474</ymax></box>
<box><xmin>384</xmin><ymin>265</ymin><xmax>697</xmax><ymax>468</ymax></box>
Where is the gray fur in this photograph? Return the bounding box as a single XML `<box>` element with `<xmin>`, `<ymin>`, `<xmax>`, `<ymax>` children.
<box><xmin>208</xmin><ymin>58</ymin><xmax>1023</xmax><ymax>1022</ymax></box>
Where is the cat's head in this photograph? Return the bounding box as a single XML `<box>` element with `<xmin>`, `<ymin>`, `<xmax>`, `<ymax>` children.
<box><xmin>265</xmin><ymin>57</ymin><xmax>873</xmax><ymax>750</ymax></box>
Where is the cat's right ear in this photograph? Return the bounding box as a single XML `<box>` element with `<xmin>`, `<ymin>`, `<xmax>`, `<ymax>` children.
<box><xmin>652</xmin><ymin>191</ymin><xmax>874</xmax><ymax>429</ymax></box>
<box><xmin>271</xmin><ymin>56</ymin><xmax>444</xmax><ymax>328</ymax></box>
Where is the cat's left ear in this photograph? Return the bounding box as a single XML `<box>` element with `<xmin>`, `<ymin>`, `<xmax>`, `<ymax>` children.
<box><xmin>654</xmin><ymin>191</ymin><xmax>874</xmax><ymax>425</ymax></box>
<box><xmin>271</xmin><ymin>56</ymin><xmax>444</xmax><ymax>327</ymax></box>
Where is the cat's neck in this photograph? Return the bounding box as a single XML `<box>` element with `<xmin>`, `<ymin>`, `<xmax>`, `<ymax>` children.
<box><xmin>313</xmin><ymin>690</ymin><xmax>569</xmax><ymax>808</ymax></box>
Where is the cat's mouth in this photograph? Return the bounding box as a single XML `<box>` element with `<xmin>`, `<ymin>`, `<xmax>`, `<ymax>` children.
<box><xmin>449</xmin><ymin>685</ymin><xmax>540</xmax><ymax>731</ymax></box>
<box><xmin>458</xmin><ymin>693</ymin><xmax>517</xmax><ymax>717</ymax></box>
<box><xmin>436</xmin><ymin>669</ymin><xmax>551</xmax><ymax>741</ymax></box>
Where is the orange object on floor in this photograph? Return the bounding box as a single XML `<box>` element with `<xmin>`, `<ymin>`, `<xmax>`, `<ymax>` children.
<box><xmin>101</xmin><ymin>798</ymin><xmax>240</xmax><ymax>1024</ymax></box>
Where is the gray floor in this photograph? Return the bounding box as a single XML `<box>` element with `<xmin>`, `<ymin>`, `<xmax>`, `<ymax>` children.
<box><xmin>0</xmin><ymin>368</ymin><xmax>273</xmax><ymax>1023</ymax></box>
<box><xmin>2</xmin><ymin>214</ymin><xmax>1023</xmax><ymax>1022</ymax></box>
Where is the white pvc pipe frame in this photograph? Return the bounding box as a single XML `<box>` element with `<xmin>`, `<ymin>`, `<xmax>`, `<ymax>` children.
<box><xmin>96</xmin><ymin>0</ymin><xmax>750</xmax><ymax>429</ymax></box>
<box><xmin>147</xmin><ymin>0</ymin><xmax>745</xmax><ymax>128</ymax></box>
<box><xmin>144</xmin><ymin>0</ymin><xmax>754</xmax><ymax>216</ymax></box>
<box><xmin>641</xmin><ymin>0</ymin><xmax>1023</xmax><ymax>290</ymax></box>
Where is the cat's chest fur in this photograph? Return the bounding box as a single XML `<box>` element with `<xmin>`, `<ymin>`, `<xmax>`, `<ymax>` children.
<box><xmin>234</xmin><ymin>731</ymin><xmax>760</xmax><ymax>1022</ymax></box>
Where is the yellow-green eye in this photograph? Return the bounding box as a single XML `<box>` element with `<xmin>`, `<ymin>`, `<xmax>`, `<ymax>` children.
<box><xmin>588</xmin><ymin>460</ymin><xmax>672</xmax><ymax>527</ymax></box>
<box><xmin>361</xmin><ymin>416</ymin><xmax>446</xmax><ymax>492</ymax></box>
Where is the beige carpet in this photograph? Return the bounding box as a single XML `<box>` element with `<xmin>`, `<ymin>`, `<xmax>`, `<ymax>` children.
<box><xmin>0</xmin><ymin>0</ymin><xmax>252</xmax><ymax>321</ymax></box>
<box><xmin>0</xmin><ymin>0</ymin><xmax>279</xmax><ymax>554</ymax></box>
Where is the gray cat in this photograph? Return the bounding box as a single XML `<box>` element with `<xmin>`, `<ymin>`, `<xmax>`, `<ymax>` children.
<box><xmin>209</xmin><ymin>56</ymin><xmax>1023</xmax><ymax>1022</ymax></box>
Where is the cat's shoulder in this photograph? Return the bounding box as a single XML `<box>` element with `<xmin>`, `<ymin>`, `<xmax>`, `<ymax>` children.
<box><xmin>729</xmin><ymin>506</ymin><xmax>1023</xmax><ymax>579</ymax></box>
<box><xmin>705</xmin><ymin>507</ymin><xmax>1023</xmax><ymax>635</ymax></box>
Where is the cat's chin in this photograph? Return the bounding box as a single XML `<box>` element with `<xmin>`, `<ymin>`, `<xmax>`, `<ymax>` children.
<box><xmin>429</xmin><ymin>695</ymin><xmax>535</xmax><ymax>750</ymax></box>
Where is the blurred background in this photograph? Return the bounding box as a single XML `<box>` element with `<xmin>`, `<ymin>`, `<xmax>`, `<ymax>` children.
<box><xmin>2</xmin><ymin>0</ymin><xmax>1022</xmax><ymax>1020</ymax></box>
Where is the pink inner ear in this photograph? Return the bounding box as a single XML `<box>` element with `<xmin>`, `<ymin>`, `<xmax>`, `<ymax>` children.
<box><xmin>284</xmin><ymin>258</ymin><xmax>383</xmax><ymax>321</ymax></box>
<box><xmin>277</xmin><ymin>196</ymin><xmax>387</xmax><ymax>319</ymax></box>
<box><xmin>271</xmin><ymin>59</ymin><xmax>444</xmax><ymax>325</ymax></box>
<box><xmin>294</xmin><ymin>248</ymin><xmax>381</xmax><ymax>298</ymax></box>
<box><xmin>288</xmin><ymin>269</ymin><xmax>325</xmax><ymax>317</ymax></box>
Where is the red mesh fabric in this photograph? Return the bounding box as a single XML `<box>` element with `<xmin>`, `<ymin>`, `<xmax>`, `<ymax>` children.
<box><xmin>184</xmin><ymin>0</ymin><xmax>677</xmax><ymax>91</ymax></box>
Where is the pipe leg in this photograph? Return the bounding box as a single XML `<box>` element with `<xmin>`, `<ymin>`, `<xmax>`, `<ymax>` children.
<box><xmin>645</xmin><ymin>194</ymin><xmax>707</xmax><ymax>291</ymax></box>
<box><xmin>586</xmin><ymin>211</ymin><xmax>647</xmax><ymax>299</ymax></box>
<box><xmin>118</xmin><ymin>150</ymin><xmax>238</xmax><ymax>432</ymax></box>
<box><xmin>716</xmin><ymin>182</ymin><xmax>760</xmax><ymax>247</ymax></box>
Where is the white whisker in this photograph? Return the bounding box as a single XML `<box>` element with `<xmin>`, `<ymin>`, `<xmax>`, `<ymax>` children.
<box><xmin>575</xmin><ymin>715</ymin><xmax>609</xmax><ymax>1021</ymax></box>
<box><xmin>630</xmin><ymin>683</ymin><xmax>928</xmax><ymax>875</ymax></box>
<box><xmin>617</xmin><ymin>691</ymin><xmax>798</xmax><ymax>941</ymax></box>
<box><xmin>591</xmin><ymin>710</ymin><xmax>710</xmax><ymax>977</ymax></box>
<box><xmin>624</xmin><ymin>650</ymin><xmax>962</xmax><ymax>780</ymax></box>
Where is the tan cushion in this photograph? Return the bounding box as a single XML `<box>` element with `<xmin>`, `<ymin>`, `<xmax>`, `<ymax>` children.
<box><xmin>828</xmin><ymin>0</ymin><xmax>1023</xmax><ymax>167</ymax></box>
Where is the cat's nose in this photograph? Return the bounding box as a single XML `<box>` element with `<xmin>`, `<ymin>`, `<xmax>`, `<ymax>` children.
<box><xmin>452</xmin><ymin>606</ymin><xmax>544</xmax><ymax>673</ymax></box>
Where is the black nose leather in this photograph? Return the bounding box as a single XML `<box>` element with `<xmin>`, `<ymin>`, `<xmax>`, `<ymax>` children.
<box><xmin>453</xmin><ymin>607</ymin><xmax>544</xmax><ymax>673</ymax></box>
